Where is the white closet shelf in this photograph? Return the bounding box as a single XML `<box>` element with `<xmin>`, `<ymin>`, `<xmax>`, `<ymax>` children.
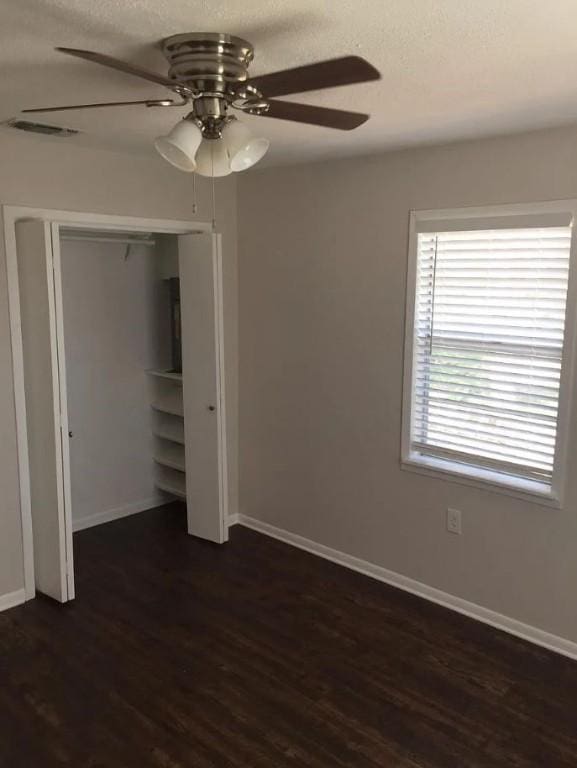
<box><xmin>146</xmin><ymin>369</ymin><xmax>183</xmax><ymax>384</ymax></box>
<box><xmin>156</xmin><ymin>481</ymin><xmax>187</xmax><ymax>500</ymax></box>
<box><xmin>153</xmin><ymin>428</ymin><xmax>185</xmax><ymax>446</ymax></box>
<box><xmin>155</xmin><ymin>464</ymin><xmax>186</xmax><ymax>500</ymax></box>
<box><xmin>154</xmin><ymin>442</ymin><xmax>185</xmax><ymax>473</ymax></box>
<box><xmin>151</xmin><ymin>403</ymin><xmax>184</xmax><ymax>418</ymax></box>
<box><xmin>154</xmin><ymin>456</ymin><xmax>185</xmax><ymax>473</ymax></box>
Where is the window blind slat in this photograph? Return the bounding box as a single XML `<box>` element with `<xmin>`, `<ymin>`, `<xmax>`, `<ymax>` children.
<box><xmin>419</xmin><ymin>340</ymin><xmax>562</xmax><ymax>359</ymax></box>
<box><xmin>410</xmin><ymin>224</ymin><xmax>572</xmax><ymax>486</ymax></box>
<box><xmin>413</xmin><ymin>395</ymin><xmax>557</xmax><ymax>425</ymax></box>
<box><xmin>416</xmin><ymin>411</ymin><xmax>556</xmax><ymax>442</ymax></box>
<box><xmin>419</xmin><ymin>307</ymin><xmax>566</xmax><ymax>319</ymax></box>
<box><xmin>415</xmin><ymin>370</ymin><xmax>560</xmax><ymax>395</ymax></box>
<box><xmin>415</xmin><ymin>351</ymin><xmax>561</xmax><ymax>373</ymax></box>
<box><xmin>414</xmin><ymin>391</ymin><xmax>557</xmax><ymax>418</ymax></box>
<box><xmin>420</xmin><ymin>418</ymin><xmax>556</xmax><ymax>452</ymax></box>
<box><xmin>420</xmin><ymin>431</ymin><xmax>553</xmax><ymax>465</ymax></box>
<box><xmin>417</xmin><ymin>325</ymin><xmax>564</xmax><ymax>340</ymax></box>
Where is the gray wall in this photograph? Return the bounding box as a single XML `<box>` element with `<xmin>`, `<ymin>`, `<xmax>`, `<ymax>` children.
<box><xmin>237</xmin><ymin>125</ymin><xmax>577</xmax><ymax>643</ymax></box>
<box><xmin>0</xmin><ymin>131</ymin><xmax>238</xmax><ymax>598</ymax></box>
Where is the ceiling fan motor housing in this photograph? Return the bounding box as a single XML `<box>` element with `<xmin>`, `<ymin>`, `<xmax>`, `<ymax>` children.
<box><xmin>162</xmin><ymin>33</ymin><xmax>267</xmax><ymax>138</ymax></box>
<box><xmin>162</xmin><ymin>33</ymin><xmax>254</xmax><ymax>95</ymax></box>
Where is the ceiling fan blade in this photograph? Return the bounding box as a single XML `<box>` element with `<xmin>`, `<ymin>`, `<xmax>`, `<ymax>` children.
<box><xmin>56</xmin><ymin>47</ymin><xmax>179</xmax><ymax>90</ymax></box>
<box><xmin>260</xmin><ymin>99</ymin><xmax>369</xmax><ymax>130</ymax></box>
<box><xmin>22</xmin><ymin>98</ymin><xmax>174</xmax><ymax>113</ymax></box>
<box><xmin>247</xmin><ymin>56</ymin><xmax>380</xmax><ymax>98</ymax></box>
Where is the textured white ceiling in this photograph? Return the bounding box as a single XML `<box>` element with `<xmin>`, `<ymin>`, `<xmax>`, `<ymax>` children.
<box><xmin>2</xmin><ymin>0</ymin><xmax>577</xmax><ymax>167</ymax></box>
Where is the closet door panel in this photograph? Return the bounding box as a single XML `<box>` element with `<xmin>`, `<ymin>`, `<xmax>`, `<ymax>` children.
<box><xmin>178</xmin><ymin>233</ymin><xmax>228</xmax><ymax>543</ymax></box>
<box><xmin>16</xmin><ymin>220</ymin><xmax>73</xmax><ymax>602</ymax></box>
<box><xmin>50</xmin><ymin>223</ymin><xmax>75</xmax><ymax>599</ymax></box>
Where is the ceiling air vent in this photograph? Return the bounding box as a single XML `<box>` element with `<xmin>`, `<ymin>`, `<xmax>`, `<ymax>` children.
<box><xmin>4</xmin><ymin>119</ymin><xmax>79</xmax><ymax>137</ymax></box>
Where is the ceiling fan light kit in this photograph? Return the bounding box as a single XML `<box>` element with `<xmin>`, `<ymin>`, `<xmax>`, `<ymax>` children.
<box><xmin>22</xmin><ymin>33</ymin><xmax>381</xmax><ymax>177</ymax></box>
<box><xmin>222</xmin><ymin>119</ymin><xmax>270</xmax><ymax>172</ymax></box>
<box><xmin>194</xmin><ymin>137</ymin><xmax>233</xmax><ymax>177</ymax></box>
<box><xmin>154</xmin><ymin>119</ymin><xmax>202</xmax><ymax>172</ymax></box>
<box><xmin>155</xmin><ymin>115</ymin><xmax>270</xmax><ymax>176</ymax></box>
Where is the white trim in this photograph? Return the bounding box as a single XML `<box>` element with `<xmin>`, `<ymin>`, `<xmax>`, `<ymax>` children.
<box><xmin>401</xmin><ymin>456</ymin><xmax>560</xmax><ymax>509</ymax></box>
<box><xmin>411</xmin><ymin>199</ymin><xmax>577</xmax><ymax>225</ymax></box>
<box><xmin>401</xmin><ymin>199</ymin><xmax>577</xmax><ymax>508</ymax></box>
<box><xmin>4</xmin><ymin>204</ymin><xmax>212</xmax><ymax>600</ymax></box>
<box><xmin>72</xmin><ymin>496</ymin><xmax>164</xmax><ymax>532</ymax></box>
<box><xmin>237</xmin><ymin>514</ymin><xmax>577</xmax><ymax>661</ymax></box>
<box><xmin>415</xmin><ymin>211</ymin><xmax>573</xmax><ymax>233</ymax></box>
<box><xmin>0</xmin><ymin>588</ymin><xmax>26</xmax><ymax>613</ymax></box>
<box><xmin>227</xmin><ymin>513</ymin><xmax>240</xmax><ymax>527</ymax></box>
<box><xmin>3</xmin><ymin>217</ymin><xmax>35</xmax><ymax>599</ymax></box>
<box><xmin>213</xmin><ymin>234</ymin><xmax>230</xmax><ymax>543</ymax></box>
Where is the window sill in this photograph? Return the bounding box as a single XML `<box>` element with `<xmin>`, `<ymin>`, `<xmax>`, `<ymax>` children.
<box><xmin>401</xmin><ymin>453</ymin><xmax>561</xmax><ymax>509</ymax></box>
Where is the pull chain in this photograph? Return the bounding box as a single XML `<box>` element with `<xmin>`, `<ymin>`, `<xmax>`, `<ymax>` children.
<box><xmin>211</xmin><ymin>143</ymin><xmax>217</xmax><ymax>232</ymax></box>
<box><xmin>191</xmin><ymin>171</ymin><xmax>198</xmax><ymax>215</ymax></box>
<box><xmin>191</xmin><ymin>144</ymin><xmax>217</xmax><ymax>230</ymax></box>
<box><xmin>211</xmin><ymin>174</ymin><xmax>217</xmax><ymax>233</ymax></box>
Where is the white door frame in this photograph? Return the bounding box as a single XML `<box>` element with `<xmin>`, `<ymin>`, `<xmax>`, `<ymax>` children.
<box><xmin>4</xmin><ymin>205</ymin><xmax>212</xmax><ymax>601</ymax></box>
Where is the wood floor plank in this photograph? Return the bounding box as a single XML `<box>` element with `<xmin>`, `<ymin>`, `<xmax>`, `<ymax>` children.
<box><xmin>1</xmin><ymin>503</ymin><xmax>576</xmax><ymax>767</ymax></box>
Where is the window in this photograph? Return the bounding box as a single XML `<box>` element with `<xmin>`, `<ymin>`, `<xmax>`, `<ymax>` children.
<box><xmin>402</xmin><ymin>203</ymin><xmax>577</xmax><ymax>503</ymax></box>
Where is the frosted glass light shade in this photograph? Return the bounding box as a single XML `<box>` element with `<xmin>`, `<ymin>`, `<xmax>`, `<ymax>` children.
<box><xmin>194</xmin><ymin>139</ymin><xmax>232</xmax><ymax>177</ymax></box>
<box><xmin>222</xmin><ymin>119</ymin><xmax>269</xmax><ymax>171</ymax></box>
<box><xmin>154</xmin><ymin>119</ymin><xmax>202</xmax><ymax>172</ymax></box>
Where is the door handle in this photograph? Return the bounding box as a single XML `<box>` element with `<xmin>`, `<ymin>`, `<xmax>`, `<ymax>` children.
<box><xmin>68</xmin><ymin>431</ymin><xmax>73</xmax><ymax>438</ymax></box>
<box><xmin>207</xmin><ymin>405</ymin><xmax>215</xmax><ymax>412</ymax></box>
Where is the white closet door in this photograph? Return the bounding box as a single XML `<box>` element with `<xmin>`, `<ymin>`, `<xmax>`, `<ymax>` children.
<box><xmin>178</xmin><ymin>233</ymin><xmax>228</xmax><ymax>543</ymax></box>
<box><xmin>16</xmin><ymin>220</ymin><xmax>74</xmax><ymax>601</ymax></box>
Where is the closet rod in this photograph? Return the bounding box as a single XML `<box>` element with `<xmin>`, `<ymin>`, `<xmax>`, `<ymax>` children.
<box><xmin>60</xmin><ymin>235</ymin><xmax>156</xmax><ymax>247</ymax></box>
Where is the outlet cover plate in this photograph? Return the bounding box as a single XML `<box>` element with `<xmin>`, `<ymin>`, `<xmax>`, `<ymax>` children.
<box><xmin>447</xmin><ymin>507</ymin><xmax>462</xmax><ymax>535</ymax></box>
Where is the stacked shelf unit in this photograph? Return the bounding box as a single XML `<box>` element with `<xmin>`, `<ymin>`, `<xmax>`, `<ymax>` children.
<box><xmin>148</xmin><ymin>369</ymin><xmax>186</xmax><ymax>500</ymax></box>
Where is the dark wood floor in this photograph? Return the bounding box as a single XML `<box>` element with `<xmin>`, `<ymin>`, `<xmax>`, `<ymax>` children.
<box><xmin>1</xmin><ymin>504</ymin><xmax>577</xmax><ymax>767</ymax></box>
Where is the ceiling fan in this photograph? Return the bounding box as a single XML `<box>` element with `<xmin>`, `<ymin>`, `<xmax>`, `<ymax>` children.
<box><xmin>22</xmin><ymin>33</ymin><xmax>381</xmax><ymax>176</ymax></box>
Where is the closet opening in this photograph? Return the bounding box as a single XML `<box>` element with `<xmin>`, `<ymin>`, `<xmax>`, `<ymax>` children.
<box><xmin>60</xmin><ymin>227</ymin><xmax>186</xmax><ymax>527</ymax></box>
<box><xmin>12</xmin><ymin>212</ymin><xmax>229</xmax><ymax>604</ymax></box>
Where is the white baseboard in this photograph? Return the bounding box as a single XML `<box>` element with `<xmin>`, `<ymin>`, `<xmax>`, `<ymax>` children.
<box><xmin>0</xmin><ymin>588</ymin><xmax>26</xmax><ymax>613</ymax></box>
<box><xmin>237</xmin><ymin>514</ymin><xmax>577</xmax><ymax>662</ymax></box>
<box><xmin>227</xmin><ymin>513</ymin><xmax>240</xmax><ymax>527</ymax></box>
<box><xmin>72</xmin><ymin>496</ymin><xmax>164</xmax><ymax>532</ymax></box>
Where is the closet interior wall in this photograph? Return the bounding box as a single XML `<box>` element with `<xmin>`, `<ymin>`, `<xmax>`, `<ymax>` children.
<box><xmin>59</xmin><ymin>230</ymin><xmax>177</xmax><ymax>529</ymax></box>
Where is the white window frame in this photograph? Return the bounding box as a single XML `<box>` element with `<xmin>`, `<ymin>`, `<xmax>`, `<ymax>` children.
<box><xmin>401</xmin><ymin>200</ymin><xmax>577</xmax><ymax>508</ymax></box>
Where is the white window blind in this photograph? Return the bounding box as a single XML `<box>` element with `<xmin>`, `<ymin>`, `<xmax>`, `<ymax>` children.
<box><xmin>410</xmin><ymin>222</ymin><xmax>572</xmax><ymax>490</ymax></box>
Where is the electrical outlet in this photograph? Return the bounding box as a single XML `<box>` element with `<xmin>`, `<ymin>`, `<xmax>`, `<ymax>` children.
<box><xmin>447</xmin><ymin>508</ymin><xmax>462</xmax><ymax>535</ymax></box>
